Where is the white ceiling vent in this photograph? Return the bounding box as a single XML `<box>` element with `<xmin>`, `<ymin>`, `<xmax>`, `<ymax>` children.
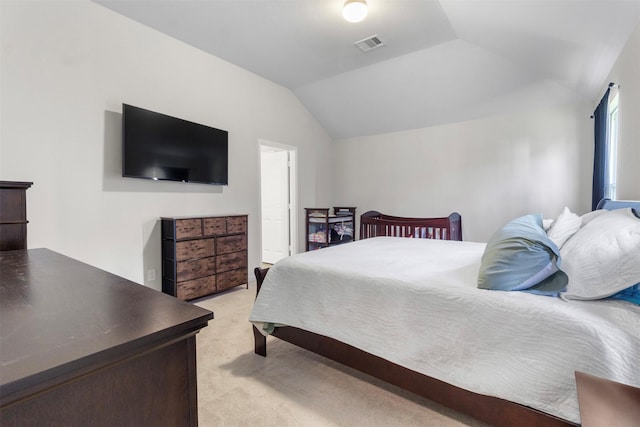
<box><xmin>354</xmin><ymin>35</ymin><xmax>384</xmax><ymax>52</ymax></box>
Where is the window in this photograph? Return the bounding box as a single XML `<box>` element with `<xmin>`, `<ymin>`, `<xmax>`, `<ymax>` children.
<box><xmin>606</xmin><ymin>90</ymin><xmax>619</xmax><ymax>199</ymax></box>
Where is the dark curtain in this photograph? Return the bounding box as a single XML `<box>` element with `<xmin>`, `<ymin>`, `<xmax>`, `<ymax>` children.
<box><xmin>592</xmin><ymin>88</ymin><xmax>610</xmax><ymax>210</ymax></box>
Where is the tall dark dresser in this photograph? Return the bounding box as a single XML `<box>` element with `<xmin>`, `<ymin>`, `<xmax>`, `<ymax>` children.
<box><xmin>0</xmin><ymin>181</ymin><xmax>33</xmax><ymax>251</ymax></box>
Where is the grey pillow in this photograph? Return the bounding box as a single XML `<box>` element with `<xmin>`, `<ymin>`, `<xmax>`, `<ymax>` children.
<box><xmin>478</xmin><ymin>213</ymin><xmax>568</xmax><ymax>295</ymax></box>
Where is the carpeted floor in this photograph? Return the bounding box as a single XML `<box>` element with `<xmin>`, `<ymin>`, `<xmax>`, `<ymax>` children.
<box><xmin>194</xmin><ymin>284</ymin><xmax>489</xmax><ymax>427</ymax></box>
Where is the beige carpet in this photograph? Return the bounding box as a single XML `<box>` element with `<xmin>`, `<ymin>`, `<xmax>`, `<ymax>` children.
<box><xmin>194</xmin><ymin>285</ymin><xmax>489</xmax><ymax>427</ymax></box>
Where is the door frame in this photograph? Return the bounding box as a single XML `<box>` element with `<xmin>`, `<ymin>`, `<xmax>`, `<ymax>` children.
<box><xmin>258</xmin><ymin>139</ymin><xmax>298</xmax><ymax>262</ymax></box>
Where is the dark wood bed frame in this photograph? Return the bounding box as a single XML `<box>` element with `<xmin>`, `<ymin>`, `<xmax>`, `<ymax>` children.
<box><xmin>253</xmin><ymin>211</ymin><xmax>576</xmax><ymax>427</ymax></box>
<box><xmin>360</xmin><ymin>210</ymin><xmax>462</xmax><ymax>241</ymax></box>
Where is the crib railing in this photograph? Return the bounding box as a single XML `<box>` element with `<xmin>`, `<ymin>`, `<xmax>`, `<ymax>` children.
<box><xmin>360</xmin><ymin>211</ymin><xmax>462</xmax><ymax>241</ymax></box>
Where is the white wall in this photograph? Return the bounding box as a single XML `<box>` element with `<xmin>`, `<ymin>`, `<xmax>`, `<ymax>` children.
<box><xmin>0</xmin><ymin>0</ymin><xmax>333</xmax><ymax>289</ymax></box>
<box><xmin>333</xmin><ymin>104</ymin><xmax>592</xmax><ymax>243</ymax></box>
<box><xmin>2</xmin><ymin>2</ymin><xmax>637</xmax><ymax>285</ymax></box>
<box><xmin>333</xmin><ymin>18</ymin><xmax>640</xmax><ymax>243</ymax></box>
<box><xmin>599</xmin><ymin>19</ymin><xmax>640</xmax><ymax>200</ymax></box>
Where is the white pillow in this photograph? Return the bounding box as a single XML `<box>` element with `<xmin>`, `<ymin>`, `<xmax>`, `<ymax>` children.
<box><xmin>580</xmin><ymin>209</ymin><xmax>607</xmax><ymax>225</ymax></box>
<box><xmin>560</xmin><ymin>208</ymin><xmax>640</xmax><ymax>301</ymax></box>
<box><xmin>547</xmin><ymin>207</ymin><xmax>582</xmax><ymax>248</ymax></box>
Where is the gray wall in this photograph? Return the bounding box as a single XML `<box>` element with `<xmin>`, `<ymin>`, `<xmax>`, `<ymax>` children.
<box><xmin>333</xmin><ymin>104</ymin><xmax>591</xmax><ymax>242</ymax></box>
<box><xmin>0</xmin><ymin>0</ymin><xmax>334</xmax><ymax>288</ymax></box>
<box><xmin>333</xmin><ymin>19</ymin><xmax>640</xmax><ymax>243</ymax></box>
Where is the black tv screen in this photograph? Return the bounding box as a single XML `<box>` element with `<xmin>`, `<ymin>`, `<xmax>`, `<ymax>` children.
<box><xmin>122</xmin><ymin>104</ymin><xmax>228</xmax><ymax>185</ymax></box>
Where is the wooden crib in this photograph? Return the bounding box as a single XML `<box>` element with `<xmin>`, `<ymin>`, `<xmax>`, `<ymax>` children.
<box><xmin>359</xmin><ymin>211</ymin><xmax>462</xmax><ymax>241</ymax></box>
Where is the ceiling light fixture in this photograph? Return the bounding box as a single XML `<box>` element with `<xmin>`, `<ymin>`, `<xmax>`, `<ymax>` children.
<box><xmin>343</xmin><ymin>0</ymin><xmax>367</xmax><ymax>23</ymax></box>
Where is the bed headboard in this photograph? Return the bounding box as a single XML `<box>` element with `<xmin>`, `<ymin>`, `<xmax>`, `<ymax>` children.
<box><xmin>360</xmin><ymin>211</ymin><xmax>462</xmax><ymax>241</ymax></box>
<box><xmin>596</xmin><ymin>198</ymin><xmax>640</xmax><ymax>211</ymax></box>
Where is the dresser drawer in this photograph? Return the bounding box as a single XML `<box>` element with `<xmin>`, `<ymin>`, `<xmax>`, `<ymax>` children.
<box><xmin>203</xmin><ymin>217</ymin><xmax>226</xmax><ymax>236</ymax></box>
<box><xmin>177</xmin><ymin>275</ymin><xmax>216</xmax><ymax>300</ymax></box>
<box><xmin>175</xmin><ymin>238</ymin><xmax>215</xmax><ymax>261</ymax></box>
<box><xmin>217</xmin><ymin>235</ymin><xmax>247</xmax><ymax>255</ymax></box>
<box><xmin>226</xmin><ymin>216</ymin><xmax>247</xmax><ymax>234</ymax></box>
<box><xmin>175</xmin><ymin>219</ymin><xmax>202</xmax><ymax>239</ymax></box>
<box><xmin>216</xmin><ymin>250</ymin><xmax>247</xmax><ymax>273</ymax></box>
<box><xmin>176</xmin><ymin>258</ymin><xmax>215</xmax><ymax>282</ymax></box>
<box><xmin>217</xmin><ymin>269</ymin><xmax>246</xmax><ymax>292</ymax></box>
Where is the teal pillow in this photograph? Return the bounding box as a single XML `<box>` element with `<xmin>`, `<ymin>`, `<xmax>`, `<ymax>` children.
<box><xmin>478</xmin><ymin>214</ymin><xmax>568</xmax><ymax>295</ymax></box>
<box><xmin>608</xmin><ymin>283</ymin><xmax>640</xmax><ymax>305</ymax></box>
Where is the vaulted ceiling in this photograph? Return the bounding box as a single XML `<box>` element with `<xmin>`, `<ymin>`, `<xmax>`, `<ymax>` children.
<box><xmin>94</xmin><ymin>0</ymin><xmax>640</xmax><ymax>139</ymax></box>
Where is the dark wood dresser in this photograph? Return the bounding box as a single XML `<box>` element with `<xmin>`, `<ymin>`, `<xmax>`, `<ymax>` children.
<box><xmin>162</xmin><ymin>215</ymin><xmax>248</xmax><ymax>300</ymax></box>
<box><xmin>0</xmin><ymin>248</ymin><xmax>213</xmax><ymax>427</ymax></box>
<box><xmin>0</xmin><ymin>181</ymin><xmax>32</xmax><ymax>251</ymax></box>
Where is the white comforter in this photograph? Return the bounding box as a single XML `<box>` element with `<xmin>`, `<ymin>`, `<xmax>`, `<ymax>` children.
<box><xmin>249</xmin><ymin>237</ymin><xmax>640</xmax><ymax>423</ymax></box>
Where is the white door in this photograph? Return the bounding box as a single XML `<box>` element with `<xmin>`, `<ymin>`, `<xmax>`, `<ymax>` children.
<box><xmin>260</xmin><ymin>147</ymin><xmax>290</xmax><ymax>264</ymax></box>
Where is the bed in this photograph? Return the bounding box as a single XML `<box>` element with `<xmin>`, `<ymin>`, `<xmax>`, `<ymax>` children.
<box><xmin>249</xmin><ymin>202</ymin><xmax>640</xmax><ymax>426</ymax></box>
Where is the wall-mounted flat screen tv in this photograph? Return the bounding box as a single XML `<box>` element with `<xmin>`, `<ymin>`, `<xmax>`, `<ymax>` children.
<box><xmin>122</xmin><ymin>104</ymin><xmax>228</xmax><ymax>185</ymax></box>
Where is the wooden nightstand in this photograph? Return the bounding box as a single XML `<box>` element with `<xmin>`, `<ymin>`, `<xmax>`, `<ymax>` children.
<box><xmin>576</xmin><ymin>371</ymin><xmax>640</xmax><ymax>427</ymax></box>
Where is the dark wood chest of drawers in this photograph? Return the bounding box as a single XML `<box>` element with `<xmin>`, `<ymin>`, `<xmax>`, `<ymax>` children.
<box><xmin>162</xmin><ymin>215</ymin><xmax>248</xmax><ymax>300</ymax></box>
